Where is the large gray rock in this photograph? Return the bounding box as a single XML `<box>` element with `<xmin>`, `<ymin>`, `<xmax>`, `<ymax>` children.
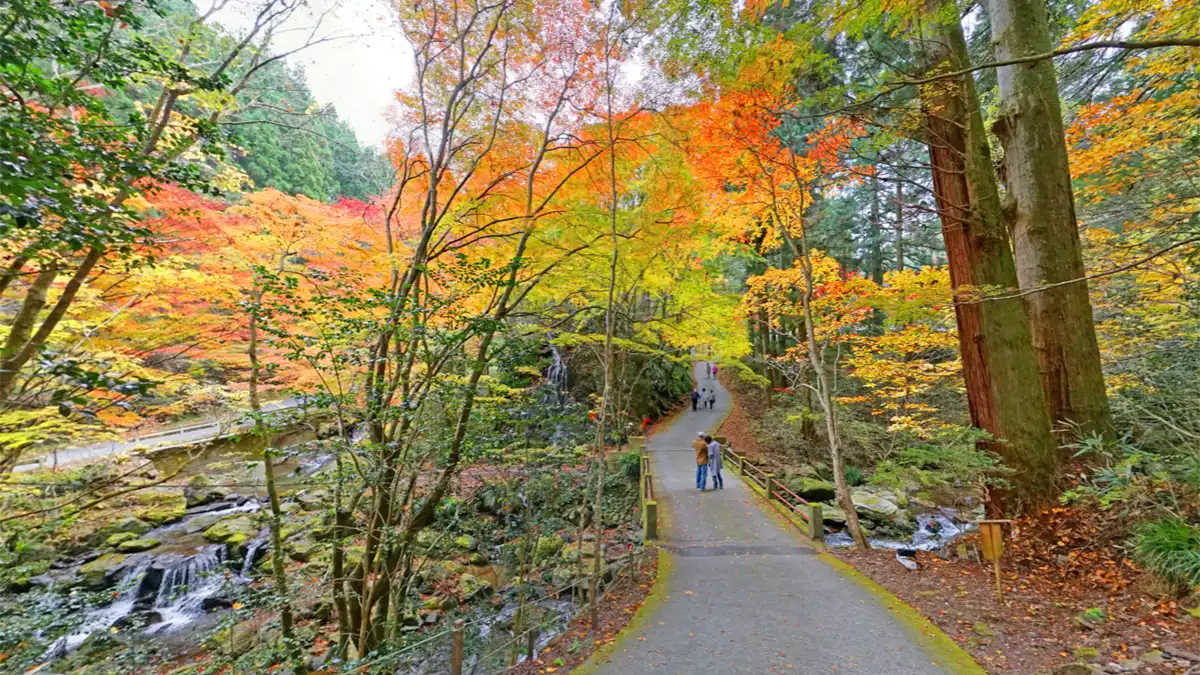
<box><xmin>821</xmin><ymin>504</ymin><xmax>848</xmax><ymax>526</ymax></box>
<box><xmin>787</xmin><ymin>478</ymin><xmax>836</xmax><ymax>503</ymax></box>
<box><xmin>78</xmin><ymin>553</ymin><xmax>130</xmax><ymax>589</ymax></box>
<box><xmin>287</xmin><ymin>536</ymin><xmax>321</xmax><ymax>563</ymax></box>
<box><xmin>89</xmin><ymin>516</ymin><xmax>152</xmax><ymax>546</ymax></box>
<box><xmin>851</xmin><ymin>490</ymin><xmax>900</xmax><ymax>521</ymax></box>
<box><xmin>203</xmin><ymin>515</ymin><xmax>258</xmax><ymax>553</ymax></box>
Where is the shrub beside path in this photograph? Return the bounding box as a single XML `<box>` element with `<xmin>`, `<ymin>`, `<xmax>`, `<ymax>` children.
<box><xmin>585</xmin><ymin>362</ymin><xmax>980</xmax><ymax>674</ymax></box>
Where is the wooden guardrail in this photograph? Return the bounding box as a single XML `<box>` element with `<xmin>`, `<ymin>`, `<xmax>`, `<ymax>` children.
<box><xmin>724</xmin><ymin>444</ymin><xmax>824</xmax><ymax>543</ymax></box>
<box><xmin>635</xmin><ymin>435</ymin><xmax>658</xmax><ymax>540</ymax></box>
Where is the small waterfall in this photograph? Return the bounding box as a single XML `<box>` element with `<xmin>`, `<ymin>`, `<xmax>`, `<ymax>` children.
<box><xmin>41</xmin><ymin>560</ymin><xmax>152</xmax><ymax>659</ymax></box>
<box><xmin>544</xmin><ymin>344</ymin><xmax>569</xmax><ymax>405</ymax></box>
<box><xmin>825</xmin><ymin>508</ymin><xmax>973</xmax><ymax>551</ymax></box>
<box><xmin>145</xmin><ymin>545</ymin><xmax>231</xmax><ymax>633</ymax></box>
<box><xmin>41</xmin><ymin>543</ymin><xmax>250</xmax><ymax>660</ymax></box>
<box><xmin>238</xmin><ymin>530</ymin><xmax>269</xmax><ymax>582</ymax></box>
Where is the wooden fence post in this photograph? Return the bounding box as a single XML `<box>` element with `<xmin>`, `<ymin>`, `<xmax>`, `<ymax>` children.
<box><xmin>738</xmin><ymin>454</ymin><xmax>746</xmax><ymax>475</ymax></box>
<box><xmin>527</xmin><ymin>628</ymin><xmax>538</xmax><ymax>662</ymax></box>
<box><xmin>807</xmin><ymin>503</ymin><xmax>824</xmax><ymax>542</ymax></box>
<box><xmin>764</xmin><ymin>473</ymin><xmax>775</xmax><ymax>501</ymax></box>
<box><xmin>451</xmin><ymin>619</ymin><xmax>464</xmax><ymax>675</ymax></box>
<box><xmin>644</xmin><ymin>501</ymin><xmax>658</xmax><ymax>540</ymax></box>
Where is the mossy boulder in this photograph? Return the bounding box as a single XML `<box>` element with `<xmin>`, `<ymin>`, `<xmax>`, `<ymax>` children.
<box><xmin>5</xmin><ymin>559</ymin><xmax>51</xmax><ymax>592</ymax></box>
<box><xmin>453</xmin><ymin>535</ymin><xmax>478</xmax><ymax>552</ymax></box>
<box><xmin>851</xmin><ymin>490</ymin><xmax>900</xmax><ymax>522</ymax></box>
<box><xmin>423</xmin><ymin>595</ymin><xmax>455</xmax><ymax>611</ymax></box>
<box><xmin>294</xmin><ymin>489</ymin><xmax>330</xmax><ymax>512</ymax></box>
<box><xmin>116</xmin><ymin>538</ymin><xmax>161</xmax><ymax>553</ymax></box>
<box><xmin>286</xmin><ymin>536</ymin><xmax>320</xmax><ymax>563</ymax></box>
<box><xmin>787</xmin><ymin>478</ymin><xmax>836</xmax><ymax>503</ymax></box>
<box><xmin>185</xmin><ymin>485</ymin><xmax>231</xmax><ymax>509</ymax></box>
<box><xmin>105</xmin><ymin>532</ymin><xmax>139</xmax><ymax>548</ymax></box>
<box><xmin>425</xmin><ymin>560</ymin><xmax>464</xmax><ymax>583</ymax></box>
<box><xmin>820</xmin><ymin>505</ymin><xmax>848</xmax><ymax>526</ymax></box>
<box><xmin>89</xmin><ymin>516</ymin><xmax>152</xmax><ymax>546</ymax></box>
<box><xmin>457</xmin><ymin>573</ymin><xmax>493</xmax><ymax>601</ymax></box>
<box><xmin>534</xmin><ymin>535</ymin><xmax>565</xmax><ymax>561</ymax></box>
<box><xmin>203</xmin><ymin>515</ymin><xmax>257</xmax><ymax>548</ymax></box>
<box><xmin>78</xmin><ymin>553</ymin><xmax>129</xmax><ymax>589</ymax></box>
<box><xmin>136</xmin><ymin>492</ymin><xmax>187</xmax><ymax>525</ymax></box>
<box><xmin>560</xmin><ymin>542</ymin><xmax>598</xmax><ymax>563</ymax></box>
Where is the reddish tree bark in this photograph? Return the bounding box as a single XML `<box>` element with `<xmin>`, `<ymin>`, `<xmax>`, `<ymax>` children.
<box><xmin>919</xmin><ymin>0</ymin><xmax>1059</xmax><ymax>511</ymax></box>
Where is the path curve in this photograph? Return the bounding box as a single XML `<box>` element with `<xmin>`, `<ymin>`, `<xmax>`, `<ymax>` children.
<box><xmin>589</xmin><ymin>363</ymin><xmax>961</xmax><ymax>674</ymax></box>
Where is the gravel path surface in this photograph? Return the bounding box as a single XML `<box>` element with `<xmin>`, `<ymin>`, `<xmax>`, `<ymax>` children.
<box><xmin>589</xmin><ymin>362</ymin><xmax>956</xmax><ymax>674</ymax></box>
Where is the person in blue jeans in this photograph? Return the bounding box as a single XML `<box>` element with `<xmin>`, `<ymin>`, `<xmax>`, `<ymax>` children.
<box><xmin>693</xmin><ymin>432</ymin><xmax>709</xmax><ymax>490</ymax></box>
<box><xmin>706</xmin><ymin>435</ymin><xmax>724</xmax><ymax>489</ymax></box>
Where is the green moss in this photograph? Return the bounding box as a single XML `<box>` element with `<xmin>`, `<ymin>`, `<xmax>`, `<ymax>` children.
<box><xmin>135</xmin><ymin>492</ymin><xmax>187</xmax><ymax>525</ymax></box>
<box><xmin>203</xmin><ymin>515</ymin><xmax>257</xmax><ymax>545</ymax></box>
<box><xmin>1073</xmin><ymin>646</ymin><xmax>1099</xmax><ymax>660</ymax></box>
<box><xmin>105</xmin><ymin>532</ymin><xmax>139</xmax><ymax>547</ymax></box>
<box><xmin>534</xmin><ymin>534</ymin><xmax>565</xmax><ymax>561</ymax></box>
<box><xmin>78</xmin><ymin>553</ymin><xmax>128</xmax><ymax>588</ymax></box>
<box><xmin>116</xmin><ymin>538</ymin><xmax>161</xmax><ymax>553</ymax></box>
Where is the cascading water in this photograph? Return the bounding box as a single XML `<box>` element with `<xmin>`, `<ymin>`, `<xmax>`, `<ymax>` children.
<box><xmin>238</xmin><ymin>531</ymin><xmax>269</xmax><ymax>582</ymax></box>
<box><xmin>41</xmin><ymin>560</ymin><xmax>152</xmax><ymax>659</ymax></box>
<box><xmin>825</xmin><ymin>508</ymin><xmax>973</xmax><ymax>551</ymax></box>
<box><xmin>544</xmin><ymin>344</ymin><xmax>569</xmax><ymax>405</ymax></box>
<box><xmin>145</xmin><ymin>545</ymin><xmax>230</xmax><ymax>634</ymax></box>
<box><xmin>41</xmin><ymin>503</ymin><xmax>266</xmax><ymax>661</ymax></box>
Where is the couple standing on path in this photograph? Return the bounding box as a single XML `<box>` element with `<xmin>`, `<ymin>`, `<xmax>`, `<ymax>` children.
<box><xmin>692</xmin><ymin>432</ymin><xmax>723</xmax><ymax>490</ymax></box>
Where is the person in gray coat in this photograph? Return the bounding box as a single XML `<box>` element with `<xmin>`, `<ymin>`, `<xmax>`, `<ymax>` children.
<box><xmin>705</xmin><ymin>435</ymin><xmax>723</xmax><ymax>489</ymax></box>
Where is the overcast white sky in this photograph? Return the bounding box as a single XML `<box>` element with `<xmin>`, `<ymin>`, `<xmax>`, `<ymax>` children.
<box><xmin>206</xmin><ymin>0</ymin><xmax>413</xmax><ymax>148</ymax></box>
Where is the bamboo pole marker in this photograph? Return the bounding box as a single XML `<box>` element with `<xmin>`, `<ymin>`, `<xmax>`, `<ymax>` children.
<box><xmin>977</xmin><ymin>519</ymin><xmax>1012</xmax><ymax>602</ymax></box>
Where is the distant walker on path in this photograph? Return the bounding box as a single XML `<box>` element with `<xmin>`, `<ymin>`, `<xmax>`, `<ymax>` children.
<box><xmin>690</xmin><ymin>387</ymin><xmax>700</xmax><ymax>411</ymax></box>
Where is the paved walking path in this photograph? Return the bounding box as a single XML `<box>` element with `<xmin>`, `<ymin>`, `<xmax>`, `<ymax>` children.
<box><xmin>14</xmin><ymin>398</ymin><xmax>300</xmax><ymax>473</ymax></box>
<box><xmin>590</xmin><ymin>363</ymin><xmax>962</xmax><ymax>674</ymax></box>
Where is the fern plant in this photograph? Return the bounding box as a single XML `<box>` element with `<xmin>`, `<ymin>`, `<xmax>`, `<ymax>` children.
<box><xmin>1132</xmin><ymin>518</ymin><xmax>1200</xmax><ymax>592</ymax></box>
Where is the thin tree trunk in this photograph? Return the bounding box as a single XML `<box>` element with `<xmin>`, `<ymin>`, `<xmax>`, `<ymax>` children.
<box><xmin>0</xmin><ymin>247</ymin><xmax>103</xmax><ymax>406</ymax></box>
<box><xmin>919</xmin><ymin>0</ymin><xmax>1059</xmax><ymax>511</ymax></box>
<box><xmin>247</xmin><ymin>283</ymin><xmax>301</xmax><ymax>671</ymax></box>
<box><xmin>0</xmin><ymin>267</ymin><xmax>54</xmax><ymax>350</ymax></box>
<box><xmin>591</xmin><ymin>32</ymin><xmax>621</xmax><ymax>629</ymax></box>
<box><xmin>0</xmin><ymin>255</ymin><xmax>28</xmax><ymax>298</ymax></box>
<box><xmin>780</xmin><ymin>225</ymin><xmax>870</xmax><ymax>550</ymax></box>
<box><xmin>986</xmin><ymin>0</ymin><xmax>1112</xmax><ymax>439</ymax></box>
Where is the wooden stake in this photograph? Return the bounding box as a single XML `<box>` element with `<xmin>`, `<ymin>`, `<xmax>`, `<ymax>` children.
<box><xmin>450</xmin><ymin>619</ymin><xmax>464</xmax><ymax>675</ymax></box>
<box><xmin>993</xmin><ymin>558</ymin><xmax>1004</xmax><ymax>602</ymax></box>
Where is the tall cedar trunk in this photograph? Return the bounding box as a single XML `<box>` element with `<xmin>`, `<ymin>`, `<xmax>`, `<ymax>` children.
<box><xmin>869</xmin><ymin>175</ymin><xmax>884</xmax><ymax>284</ymax></box>
<box><xmin>895</xmin><ymin>180</ymin><xmax>905</xmax><ymax>271</ymax></box>
<box><xmin>985</xmin><ymin>0</ymin><xmax>1112</xmax><ymax>439</ymax></box>
<box><xmin>919</xmin><ymin>0</ymin><xmax>1059</xmax><ymax>511</ymax></box>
